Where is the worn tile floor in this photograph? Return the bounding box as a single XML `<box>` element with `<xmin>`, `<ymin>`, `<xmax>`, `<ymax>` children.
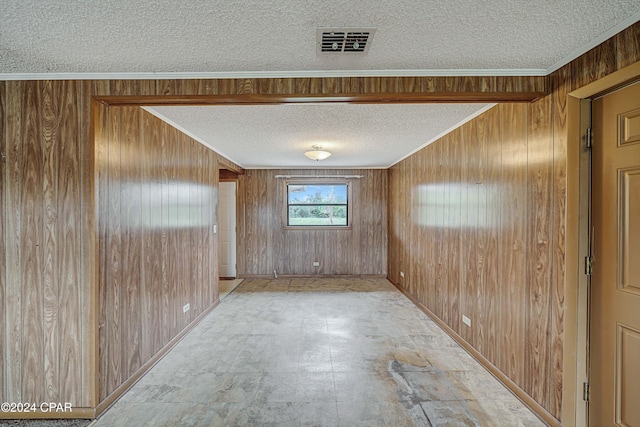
<box><xmin>91</xmin><ymin>278</ymin><xmax>545</xmax><ymax>427</ymax></box>
<box><xmin>219</xmin><ymin>278</ymin><xmax>244</xmax><ymax>300</ymax></box>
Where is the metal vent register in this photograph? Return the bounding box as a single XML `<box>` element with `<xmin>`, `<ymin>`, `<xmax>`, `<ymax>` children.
<box><xmin>317</xmin><ymin>28</ymin><xmax>376</xmax><ymax>54</ymax></box>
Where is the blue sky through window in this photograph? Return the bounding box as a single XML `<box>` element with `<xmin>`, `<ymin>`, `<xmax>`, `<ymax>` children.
<box><xmin>288</xmin><ymin>184</ymin><xmax>347</xmax><ymax>204</ymax></box>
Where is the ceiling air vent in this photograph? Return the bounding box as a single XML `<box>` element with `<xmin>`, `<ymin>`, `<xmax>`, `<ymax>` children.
<box><xmin>317</xmin><ymin>28</ymin><xmax>376</xmax><ymax>55</ymax></box>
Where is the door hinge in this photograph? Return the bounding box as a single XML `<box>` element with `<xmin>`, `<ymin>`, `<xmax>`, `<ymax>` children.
<box><xmin>585</xmin><ymin>256</ymin><xmax>593</xmax><ymax>276</ymax></box>
<box><xmin>586</xmin><ymin>128</ymin><xmax>593</xmax><ymax>149</ymax></box>
<box><xmin>583</xmin><ymin>382</ymin><xmax>590</xmax><ymax>402</ymax></box>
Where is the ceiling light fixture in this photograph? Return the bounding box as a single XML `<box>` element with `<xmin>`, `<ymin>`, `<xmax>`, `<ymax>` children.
<box><xmin>304</xmin><ymin>145</ymin><xmax>332</xmax><ymax>161</ymax></box>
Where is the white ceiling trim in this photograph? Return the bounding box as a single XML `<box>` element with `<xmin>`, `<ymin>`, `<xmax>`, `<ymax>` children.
<box><xmin>544</xmin><ymin>12</ymin><xmax>640</xmax><ymax>74</ymax></box>
<box><xmin>141</xmin><ymin>106</ymin><xmax>244</xmax><ymax>168</ymax></box>
<box><xmin>0</xmin><ymin>68</ymin><xmax>548</xmax><ymax>82</ymax></box>
<box><xmin>387</xmin><ymin>103</ymin><xmax>498</xmax><ymax>168</ymax></box>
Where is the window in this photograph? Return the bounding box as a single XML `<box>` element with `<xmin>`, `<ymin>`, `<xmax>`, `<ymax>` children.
<box><xmin>286</xmin><ymin>182</ymin><xmax>350</xmax><ymax>228</ymax></box>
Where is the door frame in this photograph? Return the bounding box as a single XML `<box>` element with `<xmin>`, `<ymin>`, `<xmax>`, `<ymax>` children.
<box><xmin>564</xmin><ymin>61</ymin><xmax>640</xmax><ymax>426</ymax></box>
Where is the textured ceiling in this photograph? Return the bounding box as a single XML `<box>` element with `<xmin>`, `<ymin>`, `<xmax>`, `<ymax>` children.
<box><xmin>2</xmin><ymin>0</ymin><xmax>639</xmax><ymax>75</ymax></box>
<box><xmin>147</xmin><ymin>103</ymin><xmax>492</xmax><ymax>168</ymax></box>
<box><xmin>3</xmin><ymin>1</ymin><xmax>639</xmax><ymax>168</ymax></box>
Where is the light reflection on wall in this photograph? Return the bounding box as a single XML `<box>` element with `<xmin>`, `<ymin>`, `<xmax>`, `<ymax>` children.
<box><xmin>412</xmin><ymin>183</ymin><xmax>491</xmax><ymax>228</ymax></box>
<box><xmin>119</xmin><ymin>181</ymin><xmax>217</xmax><ymax>229</ymax></box>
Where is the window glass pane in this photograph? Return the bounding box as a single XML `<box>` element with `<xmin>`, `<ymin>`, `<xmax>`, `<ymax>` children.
<box><xmin>288</xmin><ymin>184</ymin><xmax>348</xmax><ymax>205</ymax></box>
<box><xmin>288</xmin><ymin>206</ymin><xmax>348</xmax><ymax>226</ymax></box>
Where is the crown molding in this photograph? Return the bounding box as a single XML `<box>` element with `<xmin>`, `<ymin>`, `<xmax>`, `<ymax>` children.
<box><xmin>0</xmin><ymin>68</ymin><xmax>548</xmax><ymax>81</ymax></box>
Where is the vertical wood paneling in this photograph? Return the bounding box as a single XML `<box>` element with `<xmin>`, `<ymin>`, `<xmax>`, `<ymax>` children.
<box><xmin>161</xmin><ymin>120</ymin><xmax>172</xmax><ymax>346</ymax></box>
<box><xmin>483</xmin><ymin>107</ymin><xmax>502</xmax><ymax>365</ymax></box>
<box><xmin>433</xmin><ymin>141</ymin><xmax>444</xmax><ymax>320</ymax></box>
<box><xmin>499</xmin><ymin>103</ymin><xmax>528</xmax><ymax>386</ymax></box>
<box><xmin>571</xmin><ymin>38</ymin><xmax>617</xmax><ymax>90</ymax></box>
<box><xmin>448</xmin><ymin>129</ymin><xmax>461</xmax><ymax>333</ymax></box>
<box><xmin>239</xmin><ymin>169</ymin><xmax>387</xmax><ymax>276</ymax></box>
<box><xmin>194</xmin><ymin>142</ymin><xmax>205</xmax><ymax>316</ymax></box>
<box><xmin>616</xmin><ymin>21</ymin><xmax>640</xmax><ymax>69</ymax></box>
<box><xmin>179</xmin><ymin>131</ymin><xmax>192</xmax><ymax>318</ymax></box>
<box><xmin>461</xmin><ymin>122</ymin><xmax>477</xmax><ymax>345</ymax></box>
<box><xmin>191</xmin><ymin>140</ymin><xmax>201</xmax><ymax>318</ymax></box>
<box><xmin>140</xmin><ymin>111</ymin><xmax>153</xmax><ymax>363</ymax></box>
<box><xmin>409</xmin><ymin>155</ymin><xmax>425</xmax><ymax>299</ymax></box>
<box><xmin>95</xmin><ymin>102</ymin><xmax>110</xmax><ymax>402</ymax></box>
<box><xmin>178</xmin><ymin>79</ymin><xmax>210</xmax><ymax>96</ymax></box>
<box><xmin>5</xmin><ymin>81</ymin><xmax>23</xmax><ymax>402</ymax></box>
<box><xmin>171</xmin><ymin>126</ymin><xmax>182</xmax><ymax>335</ymax></box>
<box><xmin>237</xmin><ymin>79</ymin><xmax>256</xmax><ymax>95</ymax></box>
<box><xmin>96</xmin><ymin>108</ymin><xmax>224</xmax><ymax>399</ymax></box>
<box><xmin>549</xmin><ymin>64</ymin><xmax>570</xmax><ymax>418</ymax></box>
<box><xmin>0</xmin><ymin>81</ymin><xmax>5</xmax><ymax>398</ymax></box>
<box><xmin>149</xmin><ymin>115</ymin><xmax>163</xmax><ymax>354</ymax></box>
<box><xmin>42</xmin><ymin>80</ymin><xmax>60</xmax><ymax>402</ymax></box>
<box><xmin>426</xmin><ymin>144</ymin><xmax>437</xmax><ymax>311</ymax></box>
<box><xmin>387</xmin><ymin>166</ymin><xmax>399</xmax><ymax>284</ymax></box>
<box><xmin>525</xmin><ymin>96</ymin><xmax>553</xmax><ymax>406</ymax></box>
<box><xmin>80</xmin><ymin>80</ymin><xmax>93</xmax><ymax>406</ymax></box>
<box><xmin>57</xmin><ymin>81</ymin><xmax>82</xmax><ymax>403</ymax></box>
<box><xmin>120</xmin><ymin>107</ymin><xmax>141</xmax><ymax>380</ymax></box>
<box><xmin>400</xmin><ymin>160</ymin><xmax>410</xmax><ymax>287</ymax></box>
<box><xmin>276</xmin><ymin>78</ymin><xmax>295</xmax><ymax>94</ymax></box>
<box><xmin>440</xmin><ymin>136</ymin><xmax>450</xmax><ymax>325</ymax></box>
<box><xmin>21</xmin><ymin>80</ymin><xmax>45</xmax><ymax>403</ymax></box>
<box><xmin>294</xmin><ymin>78</ymin><xmax>322</xmax><ymax>94</ymax></box>
<box><xmin>399</xmin><ymin>77</ymin><xmax>420</xmax><ymax>92</ymax></box>
<box><xmin>475</xmin><ymin>116</ymin><xmax>488</xmax><ymax>353</ymax></box>
<box><xmin>390</xmin><ymin>100</ymin><xmax>560</xmax><ymax>417</ymax></box>
<box><xmin>106</xmin><ymin>103</ymin><xmax>122</xmax><ymax>394</ymax></box>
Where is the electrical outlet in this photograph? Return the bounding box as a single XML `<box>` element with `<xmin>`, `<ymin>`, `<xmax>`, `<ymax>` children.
<box><xmin>462</xmin><ymin>315</ymin><xmax>471</xmax><ymax>327</ymax></box>
<box><xmin>313</xmin><ymin>261</ymin><xmax>320</xmax><ymax>267</ymax></box>
<box><xmin>183</xmin><ymin>303</ymin><xmax>190</xmax><ymax>313</ymax></box>
<box><xmin>400</xmin><ymin>271</ymin><xmax>405</xmax><ymax>278</ymax></box>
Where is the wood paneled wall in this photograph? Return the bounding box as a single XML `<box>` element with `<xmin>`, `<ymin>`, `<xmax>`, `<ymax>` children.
<box><xmin>0</xmin><ymin>20</ymin><xmax>637</xmax><ymax>419</ymax></box>
<box><xmin>1</xmin><ymin>80</ymin><xmax>90</xmax><ymax>406</ymax></box>
<box><xmin>237</xmin><ymin>169</ymin><xmax>387</xmax><ymax>276</ymax></box>
<box><xmin>387</xmin><ymin>21</ymin><xmax>640</xmax><ymax>425</ymax></box>
<box><xmin>94</xmin><ymin>107</ymin><xmax>225</xmax><ymax>401</ymax></box>
<box><xmin>0</xmin><ymin>81</ymin><xmax>5</xmax><ymax>405</ymax></box>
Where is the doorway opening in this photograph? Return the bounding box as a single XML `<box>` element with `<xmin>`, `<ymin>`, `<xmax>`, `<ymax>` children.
<box><xmin>219</xmin><ymin>168</ymin><xmax>238</xmax><ymax>280</ymax></box>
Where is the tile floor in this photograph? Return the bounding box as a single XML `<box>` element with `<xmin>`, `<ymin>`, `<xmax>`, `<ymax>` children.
<box><xmin>90</xmin><ymin>278</ymin><xmax>546</xmax><ymax>427</ymax></box>
<box><xmin>219</xmin><ymin>278</ymin><xmax>244</xmax><ymax>300</ymax></box>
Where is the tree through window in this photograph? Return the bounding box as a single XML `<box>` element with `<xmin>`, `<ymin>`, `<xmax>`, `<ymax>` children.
<box><xmin>286</xmin><ymin>183</ymin><xmax>349</xmax><ymax>227</ymax></box>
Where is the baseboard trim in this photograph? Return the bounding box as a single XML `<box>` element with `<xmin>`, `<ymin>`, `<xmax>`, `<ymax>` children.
<box><xmin>389</xmin><ymin>279</ymin><xmax>559</xmax><ymax>427</ymax></box>
<box><xmin>94</xmin><ymin>298</ymin><xmax>221</xmax><ymax>418</ymax></box>
<box><xmin>0</xmin><ymin>407</ymin><xmax>95</xmax><ymax>420</ymax></box>
<box><xmin>239</xmin><ymin>274</ymin><xmax>387</xmax><ymax>279</ymax></box>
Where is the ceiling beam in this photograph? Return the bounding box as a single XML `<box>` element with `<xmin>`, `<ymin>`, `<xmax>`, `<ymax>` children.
<box><xmin>96</xmin><ymin>91</ymin><xmax>546</xmax><ymax>107</ymax></box>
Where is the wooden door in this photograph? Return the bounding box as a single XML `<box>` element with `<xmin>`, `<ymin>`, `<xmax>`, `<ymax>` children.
<box><xmin>591</xmin><ymin>81</ymin><xmax>640</xmax><ymax>426</ymax></box>
<box><xmin>219</xmin><ymin>181</ymin><xmax>237</xmax><ymax>278</ymax></box>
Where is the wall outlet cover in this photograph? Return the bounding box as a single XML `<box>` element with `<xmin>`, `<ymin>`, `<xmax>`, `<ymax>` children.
<box><xmin>462</xmin><ymin>315</ymin><xmax>471</xmax><ymax>327</ymax></box>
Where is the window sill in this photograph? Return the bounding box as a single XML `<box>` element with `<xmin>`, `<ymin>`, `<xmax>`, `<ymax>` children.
<box><xmin>283</xmin><ymin>225</ymin><xmax>352</xmax><ymax>231</ymax></box>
